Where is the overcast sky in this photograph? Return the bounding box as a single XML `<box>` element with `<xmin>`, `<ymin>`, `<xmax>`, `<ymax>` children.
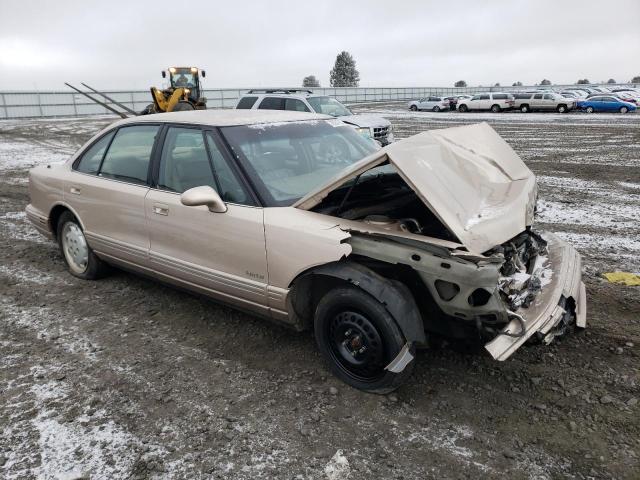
<box><xmin>0</xmin><ymin>0</ymin><xmax>638</xmax><ymax>91</ymax></box>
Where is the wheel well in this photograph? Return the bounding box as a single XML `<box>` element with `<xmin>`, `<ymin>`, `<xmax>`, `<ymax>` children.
<box><xmin>49</xmin><ymin>205</ymin><xmax>72</xmax><ymax>240</ymax></box>
<box><xmin>288</xmin><ymin>259</ymin><xmax>428</xmax><ymax>344</ymax></box>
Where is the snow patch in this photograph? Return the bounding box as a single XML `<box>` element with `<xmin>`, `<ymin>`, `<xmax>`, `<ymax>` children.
<box><xmin>324</xmin><ymin>449</ymin><xmax>350</xmax><ymax>480</ymax></box>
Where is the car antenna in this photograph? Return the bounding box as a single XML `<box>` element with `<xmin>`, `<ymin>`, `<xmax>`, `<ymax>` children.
<box><xmin>336</xmin><ymin>173</ymin><xmax>362</xmax><ymax>216</ymax></box>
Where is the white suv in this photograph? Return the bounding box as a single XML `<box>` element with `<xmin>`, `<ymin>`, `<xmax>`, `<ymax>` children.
<box><xmin>457</xmin><ymin>92</ymin><xmax>515</xmax><ymax>112</ymax></box>
<box><xmin>236</xmin><ymin>89</ymin><xmax>394</xmax><ymax>145</ymax></box>
<box><xmin>408</xmin><ymin>96</ymin><xmax>450</xmax><ymax>112</ymax></box>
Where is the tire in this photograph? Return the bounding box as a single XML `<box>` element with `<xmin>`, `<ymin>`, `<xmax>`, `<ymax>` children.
<box><xmin>557</xmin><ymin>104</ymin><xmax>567</xmax><ymax>113</ymax></box>
<box><xmin>458</xmin><ymin>104</ymin><xmax>468</xmax><ymax>112</ymax></box>
<box><xmin>433</xmin><ymin>106</ymin><xmax>440</xmax><ymax>112</ymax></box>
<box><xmin>409</xmin><ymin>105</ymin><xmax>418</xmax><ymax>111</ymax></box>
<box><xmin>57</xmin><ymin>211</ymin><xmax>109</xmax><ymax>280</ymax></box>
<box><xmin>172</xmin><ymin>101</ymin><xmax>195</xmax><ymax>112</ymax></box>
<box><xmin>491</xmin><ymin>104</ymin><xmax>501</xmax><ymax>113</ymax></box>
<box><xmin>586</xmin><ymin>106</ymin><xmax>594</xmax><ymax>113</ymax></box>
<box><xmin>520</xmin><ymin>104</ymin><xmax>530</xmax><ymax>113</ymax></box>
<box><xmin>314</xmin><ymin>286</ymin><xmax>414</xmax><ymax>394</ymax></box>
<box><xmin>140</xmin><ymin>103</ymin><xmax>156</xmax><ymax>115</ymax></box>
<box><xmin>620</xmin><ymin>106</ymin><xmax>629</xmax><ymax>114</ymax></box>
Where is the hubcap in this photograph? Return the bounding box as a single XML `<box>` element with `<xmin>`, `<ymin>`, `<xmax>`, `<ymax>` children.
<box><xmin>62</xmin><ymin>222</ymin><xmax>89</xmax><ymax>274</ymax></box>
<box><xmin>327</xmin><ymin>310</ymin><xmax>385</xmax><ymax>381</ymax></box>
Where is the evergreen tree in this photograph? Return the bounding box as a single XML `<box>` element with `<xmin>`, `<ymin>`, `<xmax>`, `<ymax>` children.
<box><xmin>329</xmin><ymin>52</ymin><xmax>360</xmax><ymax>87</ymax></box>
<box><xmin>454</xmin><ymin>80</ymin><xmax>467</xmax><ymax>87</ymax></box>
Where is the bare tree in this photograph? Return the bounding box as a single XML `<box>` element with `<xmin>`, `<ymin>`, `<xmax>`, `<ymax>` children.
<box><xmin>454</xmin><ymin>80</ymin><xmax>467</xmax><ymax>87</ymax></box>
<box><xmin>329</xmin><ymin>52</ymin><xmax>360</xmax><ymax>87</ymax></box>
<box><xmin>302</xmin><ymin>75</ymin><xmax>320</xmax><ymax>88</ymax></box>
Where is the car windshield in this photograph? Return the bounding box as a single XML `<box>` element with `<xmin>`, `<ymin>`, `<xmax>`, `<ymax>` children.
<box><xmin>221</xmin><ymin>120</ymin><xmax>379</xmax><ymax>206</ymax></box>
<box><xmin>306</xmin><ymin>96</ymin><xmax>352</xmax><ymax>117</ymax></box>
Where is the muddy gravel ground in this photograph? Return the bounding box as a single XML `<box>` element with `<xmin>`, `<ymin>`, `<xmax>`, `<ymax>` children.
<box><xmin>0</xmin><ymin>105</ymin><xmax>639</xmax><ymax>479</ymax></box>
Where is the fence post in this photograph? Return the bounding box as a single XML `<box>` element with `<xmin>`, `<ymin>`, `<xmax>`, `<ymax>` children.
<box><xmin>0</xmin><ymin>93</ymin><xmax>6</xmax><ymax>119</ymax></box>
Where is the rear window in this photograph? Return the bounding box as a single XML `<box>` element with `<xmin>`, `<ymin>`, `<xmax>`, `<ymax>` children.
<box><xmin>98</xmin><ymin>125</ymin><xmax>160</xmax><ymax>185</ymax></box>
<box><xmin>237</xmin><ymin>96</ymin><xmax>258</xmax><ymax>109</ymax></box>
<box><xmin>75</xmin><ymin>131</ymin><xmax>115</xmax><ymax>174</ymax></box>
<box><xmin>258</xmin><ymin>97</ymin><xmax>285</xmax><ymax>110</ymax></box>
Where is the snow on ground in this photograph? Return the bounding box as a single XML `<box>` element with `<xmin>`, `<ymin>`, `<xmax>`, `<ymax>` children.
<box><xmin>0</xmin><ymin>141</ymin><xmax>70</xmax><ymax>172</ymax></box>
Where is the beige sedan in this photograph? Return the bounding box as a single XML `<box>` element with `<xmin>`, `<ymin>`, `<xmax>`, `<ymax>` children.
<box><xmin>27</xmin><ymin>110</ymin><xmax>586</xmax><ymax>393</ymax></box>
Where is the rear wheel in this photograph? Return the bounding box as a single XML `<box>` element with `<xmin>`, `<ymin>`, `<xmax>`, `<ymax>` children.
<box><xmin>458</xmin><ymin>104</ymin><xmax>468</xmax><ymax>112</ymax></box>
<box><xmin>557</xmin><ymin>104</ymin><xmax>567</xmax><ymax>113</ymax></box>
<box><xmin>409</xmin><ymin>105</ymin><xmax>418</xmax><ymax>111</ymax></box>
<box><xmin>491</xmin><ymin>104</ymin><xmax>501</xmax><ymax>113</ymax></box>
<box><xmin>586</xmin><ymin>106</ymin><xmax>594</xmax><ymax>113</ymax></box>
<box><xmin>314</xmin><ymin>286</ymin><xmax>414</xmax><ymax>393</ymax></box>
<box><xmin>520</xmin><ymin>104</ymin><xmax>530</xmax><ymax>113</ymax></box>
<box><xmin>172</xmin><ymin>101</ymin><xmax>195</xmax><ymax>112</ymax></box>
<box><xmin>57</xmin><ymin>212</ymin><xmax>109</xmax><ymax>280</ymax></box>
<box><xmin>620</xmin><ymin>106</ymin><xmax>629</xmax><ymax>114</ymax></box>
<box><xmin>433</xmin><ymin>106</ymin><xmax>440</xmax><ymax>112</ymax></box>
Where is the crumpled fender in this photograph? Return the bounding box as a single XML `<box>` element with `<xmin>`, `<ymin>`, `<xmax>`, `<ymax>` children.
<box><xmin>302</xmin><ymin>261</ymin><xmax>426</xmax><ymax>345</ymax></box>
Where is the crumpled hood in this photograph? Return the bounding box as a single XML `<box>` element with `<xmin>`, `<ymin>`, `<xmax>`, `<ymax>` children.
<box><xmin>338</xmin><ymin>114</ymin><xmax>391</xmax><ymax>129</ymax></box>
<box><xmin>294</xmin><ymin>122</ymin><xmax>537</xmax><ymax>253</ymax></box>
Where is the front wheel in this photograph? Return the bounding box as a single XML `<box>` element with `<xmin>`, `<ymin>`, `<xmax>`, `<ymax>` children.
<box><xmin>557</xmin><ymin>104</ymin><xmax>567</xmax><ymax>113</ymax></box>
<box><xmin>520</xmin><ymin>104</ymin><xmax>530</xmax><ymax>113</ymax></box>
<box><xmin>458</xmin><ymin>104</ymin><xmax>468</xmax><ymax>112</ymax></box>
<box><xmin>586</xmin><ymin>106</ymin><xmax>594</xmax><ymax>113</ymax></box>
<box><xmin>57</xmin><ymin>212</ymin><xmax>110</xmax><ymax>279</ymax></box>
<box><xmin>409</xmin><ymin>105</ymin><xmax>418</xmax><ymax>111</ymax></box>
<box><xmin>433</xmin><ymin>106</ymin><xmax>440</xmax><ymax>112</ymax></box>
<box><xmin>172</xmin><ymin>101</ymin><xmax>195</xmax><ymax>112</ymax></box>
<box><xmin>491</xmin><ymin>104</ymin><xmax>501</xmax><ymax>113</ymax></box>
<box><xmin>314</xmin><ymin>286</ymin><xmax>414</xmax><ymax>394</ymax></box>
<box><xmin>620</xmin><ymin>106</ymin><xmax>629</xmax><ymax>114</ymax></box>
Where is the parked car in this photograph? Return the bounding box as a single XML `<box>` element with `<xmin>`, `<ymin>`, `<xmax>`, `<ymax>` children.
<box><xmin>236</xmin><ymin>89</ymin><xmax>393</xmax><ymax>145</ymax></box>
<box><xmin>512</xmin><ymin>92</ymin><xmax>575</xmax><ymax>113</ymax></box>
<box><xmin>408</xmin><ymin>96</ymin><xmax>450</xmax><ymax>112</ymax></box>
<box><xmin>457</xmin><ymin>92</ymin><xmax>515</xmax><ymax>112</ymax></box>
<box><xmin>586</xmin><ymin>92</ymin><xmax>637</xmax><ymax>105</ymax></box>
<box><xmin>577</xmin><ymin>96</ymin><xmax>636</xmax><ymax>113</ymax></box>
<box><xmin>26</xmin><ymin>110</ymin><xmax>586</xmax><ymax>393</ymax></box>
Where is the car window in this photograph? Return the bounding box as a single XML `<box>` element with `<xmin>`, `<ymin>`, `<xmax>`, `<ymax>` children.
<box><xmin>204</xmin><ymin>132</ymin><xmax>252</xmax><ymax>205</ymax></box>
<box><xmin>533</xmin><ymin>94</ymin><xmax>543</xmax><ymax>99</ymax></box>
<box><xmin>237</xmin><ymin>96</ymin><xmax>258</xmax><ymax>109</ymax></box>
<box><xmin>514</xmin><ymin>93</ymin><xmax>531</xmax><ymax>99</ymax></box>
<box><xmin>258</xmin><ymin>97</ymin><xmax>285</xmax><ymax>110</ymax></box>
<box><xmin>492</xmin><ymin>94</ymin><xmax>507</xmax><ymax>99</ymax></box>
<box><xmin>221</xmin><ymin>120</ymin><xmax>378</xmax><ymax>206</ymax></box>
<box><xmin>284</xmin><ymin>98</ymin><xmax>311</xmax><ymax>112</ymax></box>
<box><xmin>75</xmin><ymin>131</ymin><xmax>115</xmax><ymax>174</ymax></box>
<box><xmin>543</xmin><ymin>94</ymin><xmax>554</xmax><ymax>100</ymax></box>
<box><xmin>471</xmin><ymin>95</ymin><xmax>481</xmax><ymax>101</ymax></box>
<box><xmin>480</xmin><ymin>94</ymin><xmax>490</xmax><ymax>100</ymax></box>
<box><xmin>99</xmin><ymin>125</ymin><xmax>159</xmax><ymax>185</ymax></box>
<box><xmin>157</xmin><ymin>127</ymin><xmax>216</xmax><ymax>193</ymax></box>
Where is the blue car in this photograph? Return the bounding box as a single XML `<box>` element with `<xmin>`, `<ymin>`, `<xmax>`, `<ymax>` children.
<box><xmin>577</xmin><ymin>96</ymin><xmax>636</xmax><ymax>113</ymax></box>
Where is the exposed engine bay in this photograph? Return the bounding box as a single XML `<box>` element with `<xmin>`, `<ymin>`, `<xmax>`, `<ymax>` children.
<box><xmin>311</xmin><ymin>166</ymin><xmax>459</xmax><ymax>242</ymax></box>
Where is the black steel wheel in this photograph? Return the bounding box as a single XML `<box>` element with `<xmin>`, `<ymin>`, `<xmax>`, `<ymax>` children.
<box><xmin>314</xmin><ymin>286</ymin><xmax>414</xmax><ymax>393</ymax></box>
<box><xmin>458</xmin><ymin>104</ymin><xmax>468</xmax><ymax>112</ymax></box>
<box><xmin>172</xmin><ymin>101</ymin><xmax>195</xmax><ymax>112</ymax></box>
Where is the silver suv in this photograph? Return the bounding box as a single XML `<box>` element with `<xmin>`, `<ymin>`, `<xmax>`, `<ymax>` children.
<box><xmin>512</xmin><ymin>92</ymin><xmax>575</xmax><ymax>113</ymax></box>
<box><xmin>236</xmin><ymin>89</ymin><xmax>394</xmax><ymax>145</ymax></box>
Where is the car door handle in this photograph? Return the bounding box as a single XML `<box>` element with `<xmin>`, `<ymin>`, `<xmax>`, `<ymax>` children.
<box><xmin>153</xmin><ymin>204</ymin><xmax>169</xmax><ymax>216</ymax></box>
<box><xmin>69</xmin><ymin>186</ymin><xmax>81</xmax><ymax>195</ymax></box>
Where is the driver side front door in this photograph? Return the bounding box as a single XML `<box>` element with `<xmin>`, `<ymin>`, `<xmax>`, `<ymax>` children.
<box><xmin>144</xmin><ymin>126</ymin><xmax>269</xmax><ymax>314</ymax></box>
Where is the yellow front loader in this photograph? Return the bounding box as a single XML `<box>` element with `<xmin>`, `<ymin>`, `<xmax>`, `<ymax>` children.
<box><xmin>142</xmin><ymin>66</ymin><xmax>208</xmax><ymax>114</ymax></box>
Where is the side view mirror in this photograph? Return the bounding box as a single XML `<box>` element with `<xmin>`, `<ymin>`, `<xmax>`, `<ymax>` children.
<box><xmin>161</xmin><ymin>70</ymin><xmax>166</xmax><ymax>78</ymax></box>
<box><xmin>201</xmin><ymin>70</ymin><xmax>206</xmax><ymax>78</ymax></box>
<box><xmin>181</xmin><ymin>186</ymin><xmax>227</xmax><ymax>213</ymax></box>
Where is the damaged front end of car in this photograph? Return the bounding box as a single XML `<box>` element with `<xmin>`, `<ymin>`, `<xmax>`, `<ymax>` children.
<box><xmin>293</xmin><ymin>121</ymin><xmax>587</xmax><ymax>363</ymax></box>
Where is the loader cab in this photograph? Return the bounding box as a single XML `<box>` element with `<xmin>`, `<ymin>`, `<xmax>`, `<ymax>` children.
<box><xmin>162</xmin><ymin>66</ymin><xmax>206</xmax><ymax>104</ymax></box>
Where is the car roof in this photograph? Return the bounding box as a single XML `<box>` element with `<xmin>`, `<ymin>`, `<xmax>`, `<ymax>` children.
<box><xmin>113</xmin><ymin>109</ymin><xmax>331</xmax><ymax>127</ymax></box>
